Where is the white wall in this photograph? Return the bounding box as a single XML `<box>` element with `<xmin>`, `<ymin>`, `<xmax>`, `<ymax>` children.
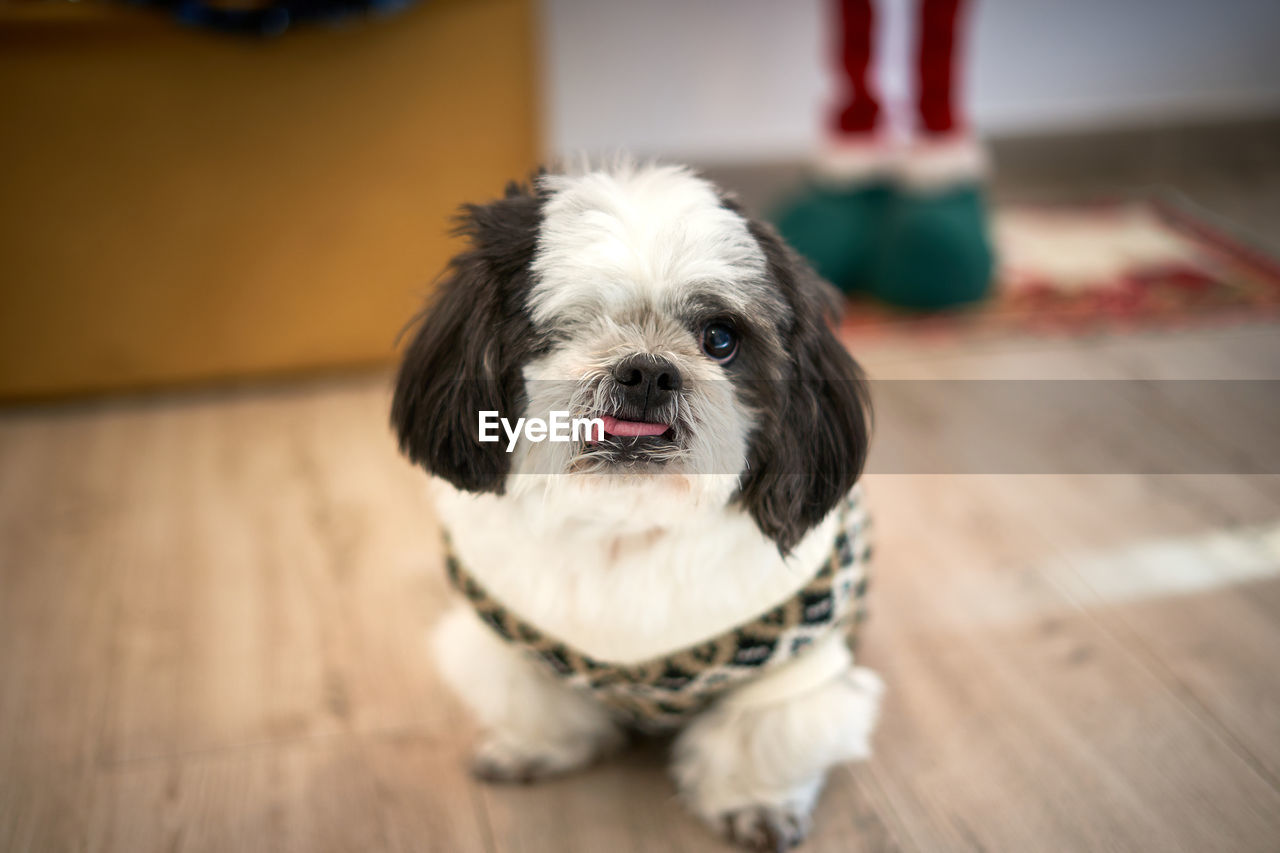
<box><xmin>541</xmin><ymin>0</ymin><xmax>1280</xmax><ymax>162</ymax></box>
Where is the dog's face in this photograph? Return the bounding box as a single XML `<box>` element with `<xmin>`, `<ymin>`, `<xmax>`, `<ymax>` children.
<box><xmin>392</xmin><ymin>163</ymin><xmax>868</xmax><ymax>552</ymax></box>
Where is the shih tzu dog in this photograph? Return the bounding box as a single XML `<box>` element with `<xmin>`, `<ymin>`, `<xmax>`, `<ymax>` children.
<box><xmin>391</xmin><ymin>161</ymin><xmax>882</xmax><ymax>850</ymax></box>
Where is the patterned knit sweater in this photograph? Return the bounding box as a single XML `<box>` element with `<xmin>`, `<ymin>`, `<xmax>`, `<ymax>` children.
<box><xmin>443</xmin><ymin>489</ymin><xmax>872</xmax><ymax>731</ymax></box>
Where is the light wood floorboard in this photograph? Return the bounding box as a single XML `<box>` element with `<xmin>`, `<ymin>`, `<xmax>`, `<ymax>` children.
<box><xmin>2</xmin><ymin>324</ymin><xmax>1279</xmax><ymax>851</ymax></box>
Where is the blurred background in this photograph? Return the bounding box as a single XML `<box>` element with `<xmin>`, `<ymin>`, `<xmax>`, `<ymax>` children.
<box><xmin>2</xmin><ymin>0</ymin><xmax>1278</xmax><ymax>397</ymax></box>
<box><xmin>2</xmin><ymin>2</ymin><xmax>1280</xmax><ymax>851</ymax></box>
<box><xmin>546</xmin><ymin>0</ymin><xmax>1280</xmax><ymax>157</ymax></box>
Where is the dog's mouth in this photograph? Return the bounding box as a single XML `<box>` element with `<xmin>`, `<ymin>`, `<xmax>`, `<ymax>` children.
<box><xmin>582</xmin><ymin>413</ymin><xmax>680</xmax><ymax>464</ymax></box>
<box><xmin>599</xmin><ymin>415</ymin><xmax>672</xmax><ymax>441</ymax></box>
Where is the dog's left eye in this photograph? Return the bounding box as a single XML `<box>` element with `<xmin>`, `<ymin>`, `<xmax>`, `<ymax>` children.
<box><xmin>700</xmin><ymin>322</ymin><xmax>738</xmax><ymax>363</ymax></box>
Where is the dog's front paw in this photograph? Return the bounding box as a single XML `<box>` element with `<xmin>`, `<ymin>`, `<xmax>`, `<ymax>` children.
<box><xmin>721</xmin><ymin>804</ymin><xmax>812</xmax><ymax>851</ymax></box>
<box><xmin>471</xmin><ymin>737</ymin><xmax>554</xmax><ymax>784</ymax></box>
<box><xmin>680</xmin><ymin>774</ymin><xmax>824</xmax><ymax>851</ymax></box>
<box><xmin>672</xmin><ymin>658</ymin><xmax>884</xmax><ymax>849</ymax></box>
<box><xmin>470</xmin><ymin>729</ymin><xmax>623</xmax><ymax>784</ymax></box>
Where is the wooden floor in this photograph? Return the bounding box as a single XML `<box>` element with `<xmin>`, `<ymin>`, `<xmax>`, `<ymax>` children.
<box><xmin>2</xmin><ymin>323</ymin><xmax>1279</xmax><ymax>852</ymax></box>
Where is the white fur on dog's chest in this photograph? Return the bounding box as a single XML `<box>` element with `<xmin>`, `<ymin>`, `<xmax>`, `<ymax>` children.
<box><xmin>433</xmin><ymin>479</ymin><xmax>841</xmax><ymax>664</ymax></box>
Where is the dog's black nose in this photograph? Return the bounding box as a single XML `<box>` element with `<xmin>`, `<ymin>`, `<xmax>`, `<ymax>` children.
<box><xmin>612</xmin><ymin>354</ymin><xmax>681</xmax><ymax>414</ymax></box>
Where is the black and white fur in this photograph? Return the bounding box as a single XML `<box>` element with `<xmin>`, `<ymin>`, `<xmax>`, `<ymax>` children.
<box><xmin>392</xmin><ymin>161</ymin><xmax>882</xmax><ymax>850</ymax></box>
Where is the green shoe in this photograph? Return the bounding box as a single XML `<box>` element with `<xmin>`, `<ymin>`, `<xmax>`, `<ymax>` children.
<box><xmin>873</xmin><ymin>185</ymin><xmax>994</xmax><ymax>310</ymax></box>
<box><xmin>771</xmin><ymin>181</ymin><xmax>893</xmax><ymax>294</ymax></box>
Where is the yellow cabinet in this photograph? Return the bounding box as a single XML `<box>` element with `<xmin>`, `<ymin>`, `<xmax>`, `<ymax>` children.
<box><xmin>0</xmin><ymin>0</ymin><xmax>540</xmax><ymax>397</ymax></box>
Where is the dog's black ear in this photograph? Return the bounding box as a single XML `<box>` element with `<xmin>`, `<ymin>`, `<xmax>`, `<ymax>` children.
<box><xmin>391</xmin><ymin>180</ymin><xmax>543</xmax><ymax>493</ymax></box>
<box><xmin>737</xmin><ymin>218</ymin><xmax>871</xmax><ymax>554</ymax></box>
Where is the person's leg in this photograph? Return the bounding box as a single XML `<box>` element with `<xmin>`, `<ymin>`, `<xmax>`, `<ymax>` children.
<box><xmin>916</xmin><ymin>0</ymin><xmax>962</xmax><ymax>135</ymax></box>
<box><xmin>835</xmin><ymin>0</ymin><xmax>880</xmax><ymax>136</ymax></box>
<box><xmin>873</xmin><ymin>0</ymin><xmax>994</xmax><ymax>309</ymax></box>
<box><xmin>774</xmin><ymin>0</ymin><xmax>894</xmax><ymax>294</ymax></box>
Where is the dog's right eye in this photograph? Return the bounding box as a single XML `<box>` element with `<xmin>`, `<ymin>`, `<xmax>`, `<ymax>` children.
<box><xmin>700</xmin><ymin>322</ymin><xmax>738</xmax><ymax>364</ymax></box>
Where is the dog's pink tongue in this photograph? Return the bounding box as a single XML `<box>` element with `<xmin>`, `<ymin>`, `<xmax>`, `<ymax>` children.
<box><xmin>601</xmin><ymin>415</ymin><xmax>669</xmax><ymax>437</ymax></box>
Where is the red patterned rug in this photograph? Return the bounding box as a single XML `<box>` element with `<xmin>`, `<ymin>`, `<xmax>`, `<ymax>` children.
<box><xmin>840</xmin><ymin>196</ymin><xmax>1280</xmax><ymax>341</ymax></box>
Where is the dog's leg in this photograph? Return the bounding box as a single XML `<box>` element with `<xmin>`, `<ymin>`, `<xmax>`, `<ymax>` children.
<box><xmin>671</xmin><ymin>633</ymin><xmax>883</xmax><ymax>850</ymax></box>
<box><xmin>432</xmin><ymin>603</ymin><xmax>625</xmax><ymax>783</ymax></box>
